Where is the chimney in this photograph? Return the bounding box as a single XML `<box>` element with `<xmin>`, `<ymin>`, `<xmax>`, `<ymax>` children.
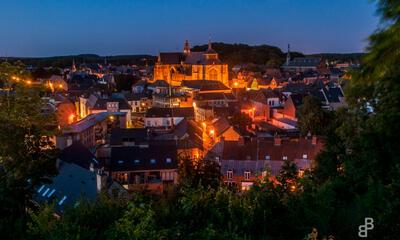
<box><xmin>312</xmin><ymin>135</ymin><xmax>318</xmax><ymax>145</ymax></box>
<box><xmin>274</xmin><ymin>134</ymin><xmax>282</xmax><ymax>146</ymax></box>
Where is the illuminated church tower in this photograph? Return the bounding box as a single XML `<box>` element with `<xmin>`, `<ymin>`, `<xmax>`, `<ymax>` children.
<box><xmin>153</xmin><ymin>39</ymin><xmax>229</xmax><ymax>86</ymax></box>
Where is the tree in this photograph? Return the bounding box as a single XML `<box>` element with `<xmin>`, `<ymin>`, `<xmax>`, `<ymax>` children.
<box><xmin>178</xmin><ymin>156</ymin><xmax>222</xmax><ymax>189</ymax></box>
<box><xmin>0</xmin><ymin>62</ymin><xmax>58</xmax><ymax>239</ymax></box>
<box><xmin>297</xmin><ymin>96</ymin><xmax>332</xmax><ymax>136</ymax></box>
<box><xmin>308</xmin><ymin>0</ymin><xmax>400</xmax><ymax>238</ymax></box>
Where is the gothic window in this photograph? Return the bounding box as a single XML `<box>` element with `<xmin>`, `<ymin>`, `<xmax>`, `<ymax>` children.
<box><xmin>209</xmin><ymin>69</ymin><xmax>218</xmax><ymax>80</ymax></box>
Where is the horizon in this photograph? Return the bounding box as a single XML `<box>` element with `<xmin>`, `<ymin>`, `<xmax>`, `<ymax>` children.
<box><xmin>2</xmin><ymin>42</ymin><xmax>367</xmax><ymax>59</ymax></box>
<box><xmin>0</xmin><ymin>0</ymin><xmax>378</xmax><ymax>57</ymax></box>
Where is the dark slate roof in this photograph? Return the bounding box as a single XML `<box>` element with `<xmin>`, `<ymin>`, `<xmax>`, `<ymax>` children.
<box><xmin>151</xmin><ymin>80</ymin><xmax>170</xmax><ymax>88</ymax></box>
<box><xmin>290</xmin><ymin>93</ymin><xmax>307</xmax><ymax>108</ymax></box>
<box><xmin>283</xmin><ymin>57</ymin><xmax>321</xmax><ymax>67</ymax></box>
<box><xmin>59</xmin><ymin>142</ymin><xmax>98</xmax><ymax>170</ymax></box>
<box><xmin>194</xmin><ymin>92</ymin><xmax>236</xmax><ymax>101</ymax></box>
<box><xmin>221</xmin><ymin>137</ymin><xmax>323</xmax><ymax>161</ymax></box>
<box><xmin>311</xmin><ymin>90</ymin><xmax>327</xmax><ymax>103</ymax></box>
<box><xmin>89</xmin><ymin>95</ymin><xmax>131</xmax><ymax>110</ymax></box>
<box><xmin>282</xmin><ymin>83</ymin><xmax>310</xmax><ymax>94</ymax></box>
<box><xmin>111</xmin><ymin>143</ymin><xmax>178</xmax><ymax>171</ymax></box>
<box><xmin>252</xmin><ymin>89</ymin><xmax>281</xmax><ymax>103</ymax></box>
<box><xmin>35</xmin><ymin>160</ymin><xmax>98</xmax><ymax>214</ymax></box>
<box><xmin>181</xmin><ymin>80</ymin><xmax>229</xmax><ymax>91</ymax></box>
<box><xmin>159</xmin><ymin>52</ymin><xmax>185</xmax><ymax>64</ymax></box>
<box><xmin>212</xmin><ymin>117</ymin><xmax>231</xmax><ymax>136</ymax></box>
<box><xmin>110</xmin><ymin>128</ymin><xmax>148</xmax><ymax>146</ymax></box>
<box><xmin>184</xmin><ymin>52</ymin><xmax>204</xmax><ymax>64</ymax></box>
<box><xmin>145</xmin><ymin>107</ymin><xmax>194</xmax><ymax>118</ymax></box>
<box><xmin>323</xmin><ymin>87</ymin><xmax>344</xmax><ymax>103</ymax></box>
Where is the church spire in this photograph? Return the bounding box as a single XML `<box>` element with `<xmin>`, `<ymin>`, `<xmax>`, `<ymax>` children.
<box><xmin>183</xmin><ymin>39</ymin><xmax>190</xmax><ymax>54</ymax></box>
<box><xmin>286</xmin><ymin>44</ymin><xmax>291</xmax><ymax>65</ymax></box>
<box><xmin>72</xmin><ymin>59</ymin><xmax>76</xmax><ymax>72</ymax></box>
<box><xmin>208</xmin><ymin>35</ymin><xmax>212</xmax><ymax>50</ymax></box>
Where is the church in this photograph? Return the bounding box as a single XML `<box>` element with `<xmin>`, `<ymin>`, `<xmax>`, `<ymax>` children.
<box><xmin>153</xmin><ymin>40</ymin><xmax>229</xmax><ymax>86</ymax></box>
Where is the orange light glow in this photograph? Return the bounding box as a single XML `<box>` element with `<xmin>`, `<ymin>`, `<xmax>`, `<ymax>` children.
<box><xmin>26</xmin><ymin>80</ymin><xmax>32</xmax><ymax>85</ymax></box>
<box><xmin>68</xmin><ymin>114</ymin><xmax>75</xmax><ymax>124</ymax></box>
<box><xmin>58</xmin><ymin>84</ymin><xmax>63</xmax><ymax>88</ymax></box>
<box><xmin>209</xmin><ymin>129</ymin><xmax>215</xmax><ymax>135</ymax></box>
<box><xmin>234</xmin><ymin>82</ymin><xmax>238</xmax><ymax>87</ymax></box>
<box><xmin>202</xmin><ymin>122</ymin><xmax>206</xmax><ymax>128</ymax></box>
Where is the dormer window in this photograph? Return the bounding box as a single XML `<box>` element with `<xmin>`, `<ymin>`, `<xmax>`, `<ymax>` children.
<box><xmin>244</xmin><ymin>171</ymin><xmax>251</xmax><ymax>180</ymax></box>
<box><xmin>227</xmin><ymin>170</ymin><xmax>233</xmax><ymax>179</ymax></box>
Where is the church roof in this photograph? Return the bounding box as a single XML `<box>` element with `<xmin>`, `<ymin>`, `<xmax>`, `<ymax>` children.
<box><xmin>159</xmin><ymin>52</ymin><xmax>185</xmax><ymax>64</ymax></box>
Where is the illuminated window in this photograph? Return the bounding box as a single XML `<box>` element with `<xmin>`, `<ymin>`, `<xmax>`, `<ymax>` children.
<box><xmin>283</xmin><ymin>156</ymin><xmax>288</xmax><ymax>160</ymax></box>
<box><xmin>302</xmin><ymin>154</ymin><xmax>308</xmax><ymax>159</ymax></box>
<box><xmin>166</xmin><ymin>158</ymin><xmax>172</xmax><ymax>163</ymax></box>
<box><xmin>134</xmin><ymin>159</ymin><xmax>140</xmax><ymax>165</ymax></box>
<box><xmin>227</xmin><ymin>170</ymin><xmax>233</xmax><ymax>179</ymax></box>
<box><xmin>150</xmin><ymin>159</ymin><xmax>156</xmax><ymax>164</ymax></box>
<box><xmin>265</xmin><ymin>155</ymin><xmax>270</xmax><ymax>160</ymax></box>
<box><xmin>209</xmin><ymin>69</ymin><xmax>218</xmax><ymax>80</ymax></box>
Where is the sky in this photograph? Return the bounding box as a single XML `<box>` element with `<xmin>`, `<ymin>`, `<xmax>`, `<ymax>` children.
<box><xmin>0</xmin><ymin>0</ymin><xmax>379</xmax><ymax>57</ymax></box>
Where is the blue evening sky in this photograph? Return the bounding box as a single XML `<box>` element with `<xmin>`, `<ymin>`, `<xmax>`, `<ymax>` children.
<box><xmin>0</xmin><ymin>0</ymin><xmax>379</xmax><ymax>57</ymax></box>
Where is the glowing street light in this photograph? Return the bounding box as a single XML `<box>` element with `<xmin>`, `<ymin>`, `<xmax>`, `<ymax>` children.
<box><xmin>26</xmin><ymin>80</ymin><xmax>32</xmax><ymax>85</ymax></box>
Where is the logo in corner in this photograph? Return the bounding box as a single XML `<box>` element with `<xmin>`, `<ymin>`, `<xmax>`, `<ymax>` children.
<box><xmin>358</xmin><ymin>217</ymin><xmax>374</xmax><ymax>238</ymax></box>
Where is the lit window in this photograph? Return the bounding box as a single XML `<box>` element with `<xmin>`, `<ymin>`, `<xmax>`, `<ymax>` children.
<box><xmin>166</xmin><ymin>158</ymin><xmax>172</xmax><ymax>163</ymax></box>
<box><xmin>302</xmin><ymin>154</ymin><xmax>308</xmax><ymax>159</ymax></box>
<box><xmin>134</xmin><ymin>159</ymin><xmax>140</xmax><ymax>164</ymax></box>
<box><xmin>227</xmin><ymin>170</ymin><xmax>233</xmax><ymax>179</ymax></box>
<box><xmin>150</xmin><ymin>159</ymin><xmax>156</xmax><ymax>164</ymax></box>
<box><xmin>118</xmin><ymin>160</ymin><xmax>124</xmax><ymax>164</ymax></box>
<box><xmin>282</xmin><ymin>156</ymin><xmax>288</xmax><ymax>160</ymax></box>
<box><xmin>265</xmin><ymin>155</ymin><xmax>270</xmax><ymax>160</ymax></box>
<box><xmin>244</xmin><ymin>171</ymin><xmax>251</xmax><ymax>180</ymax></box>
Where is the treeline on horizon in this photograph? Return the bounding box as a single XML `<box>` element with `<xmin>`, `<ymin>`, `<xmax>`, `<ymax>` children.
<box><xmin>1</xmin><ymin>43</ymin><xmax>364</xmax><ymax>68</ymax></box>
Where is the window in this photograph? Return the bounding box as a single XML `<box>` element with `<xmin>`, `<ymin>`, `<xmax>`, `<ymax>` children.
<box><xmin>227</xmin><ymin>170</ymin><xmax>233</xmax><ymax>179</ymax></box>
<box><xmin>302</xmin><ymin>154</ymin><xmax>308</xmax><ymax>159</ymax></box>
<box><xmin>150</xmin><ymin>159</ymin><xmax>156</xmax><ymax>164</ymax></box>
<box><xmin>118</xmin><ymin>160</ymin><xmax>124</xmax><ymax>164</ymax></box>
<box><xmin>209</xmin><ymin>69</ymin><xmax>218</xmax><ymax>80</ymax></box>
<box><xmin>265</xmin><ymin>155</ymin><xmax>270</xmax><ymax>160</ymax></box>
<box><xmin>244</xmin><ymin>171</ymin><xmax>251</xmax><ymax>180</ymax></box>
<box><xmin>166</xmin><ymin>158</ymin><xmax>172</xmax><ymax>164</ymax></box>
<box><xmin>134</xmin><ymin>159</ymin><xmax>140</xmax><ymax>165</ymax></box>
<box><xmin>282</xmin><ymin>156</ymin><xmax>288</xmax><ymax>160</ymax></box>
